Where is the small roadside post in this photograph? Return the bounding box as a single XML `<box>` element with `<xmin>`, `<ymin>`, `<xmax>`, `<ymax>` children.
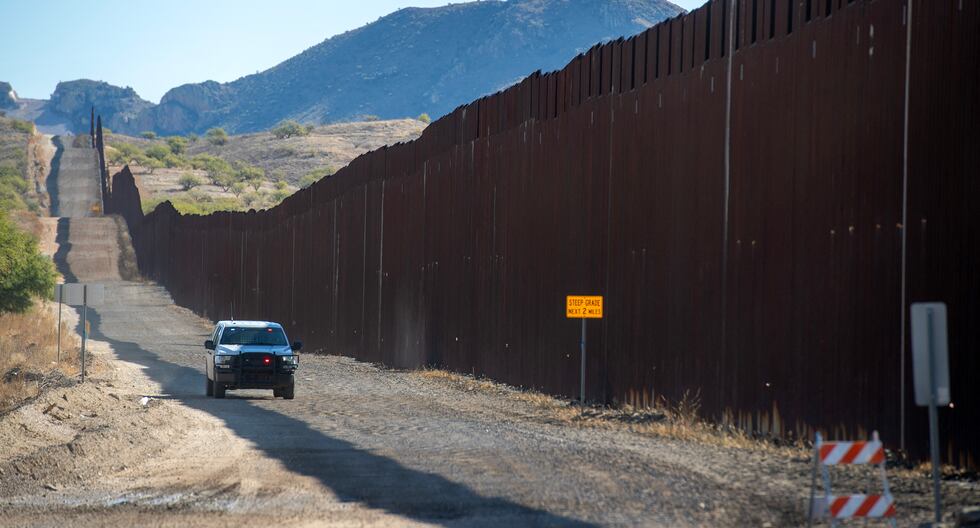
<box><xmin>566</xmin><ymin>295</ymin><xmax>603</xmax><ymax>404</ymax></box>
<box><xmin>54</xmin><ymin>283</ymin><xmax>105</xmax><ymax>383</ymax></box>
<box><xmin>910</xmin><ymin>302</ymin><xmax>951</xmax><ymax>526</ymax></box>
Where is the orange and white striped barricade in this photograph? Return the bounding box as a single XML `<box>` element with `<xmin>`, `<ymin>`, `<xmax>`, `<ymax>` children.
<box><xmin>807</xmin><ymin>431</ymin><xmax>897</xmax><ymax>527</ymax></box>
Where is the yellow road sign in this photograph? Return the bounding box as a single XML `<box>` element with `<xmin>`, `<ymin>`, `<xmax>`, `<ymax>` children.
<box><xmin>566</xmin><ymin>295</ymin><xmax>603</xmax><ymax>318</ymax></box>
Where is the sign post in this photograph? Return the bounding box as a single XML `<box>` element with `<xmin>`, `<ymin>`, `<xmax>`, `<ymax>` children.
<box><xmin>910</xmin><ymin>302</ymin><xmax>950</xmax><ymax>525</ymax></box>
<box><xmin>566</xmin><ymin>295</ymin><xmax>603</xmax><ymax>404</ymax></box>
<box><xmin>54</xmin><ymin>283</ymin><xmax>105</xmax><ymax>383</ymax></box>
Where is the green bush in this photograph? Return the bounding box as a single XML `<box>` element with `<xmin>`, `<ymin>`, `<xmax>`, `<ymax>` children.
<box><xmin>237</xmin><ymin>164</ymin><xmax>265</xmax><ymax>191</ymax></box>
<box><xmin>417</xmin><ymin>113</ymin><xmax>431</xmax><ymax>124</ymax></box>
<box><xmin>0</xmin><ymin>212</ymin><xmax>56</xmax><ymax>314</ymax></box>
<box><xmin>190</xmin><ymin>154</ymin><xmax>234</xmax><ymax>187</ymax></box>
<box><xmin>166</xmin><ymin>136</ymin><xmax>188</xmax><ymax>155</ymax></box>
<box><xmin>186</xmin><ymin>133</ymin><xmax>198</xmax><ymax>143</ymax></box>
<box><xmin>11</xmin><ymin>119</ymin><xmax>34</xmax><ymax>134</ymax></box>
<box><xmin>299</xmin><ymin>166</ymin><xmax>335</xmax><ymax>189</ymax></box>
<box><xmin>230</xmin><ymin>181</ymin><xmax>246</xmax><ymax>197</ymax></box>
<box><xmin>140</xmin><ymin>131</ymin><xmax>157</xmax><ymax>139</ymax></box>
<box><xmin>145</xmin><ymin>144</ymin><xmax>171</xmax><ymax>161</ymax></box>
<box><xmin>271</xmin><ymin>120</ymin><xmax>312</xmax><ymax>139</ymax></box>
<box><xmin>178</xmin><ymin>173</ymin><xmax>203</xmax><ymax>191</ymax></box>
<box><xmin>0</xmin><ymin>163</ymin><xmax>29</xmax><ymax>211</ymax></box>
<box><xmin>205</xmin><ymin>128</ymin><xmax>228</xmax><ymax>146</ymax></box>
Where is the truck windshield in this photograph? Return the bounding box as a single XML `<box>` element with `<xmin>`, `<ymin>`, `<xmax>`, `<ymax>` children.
<box><xmin>219</xmin><ymin>327</ymin><xmax>288</xmax><ymax>346</ymax></box>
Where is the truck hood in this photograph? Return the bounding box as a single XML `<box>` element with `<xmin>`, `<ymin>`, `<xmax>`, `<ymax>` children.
<box><xmin>215</xmin><ymin>344</ymin><xmax>292</xmax><ymax>356</ymax></box>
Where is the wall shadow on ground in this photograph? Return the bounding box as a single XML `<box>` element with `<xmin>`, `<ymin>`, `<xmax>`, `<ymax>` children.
<box><xmin>77</xmin><ymin>297</ymin><xmax>594</xmax><ymax>526</ymax></box>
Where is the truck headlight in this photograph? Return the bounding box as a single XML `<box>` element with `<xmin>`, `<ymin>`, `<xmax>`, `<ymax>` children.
<box><xmin>214</xmin><ymin>355</ymin><xmax>235</xmax><ymax>366</ymax></box>
<box><xmin>280</xmin><ymin>355</ymin><xmax>298</xmax><ymax>368</ymax></box>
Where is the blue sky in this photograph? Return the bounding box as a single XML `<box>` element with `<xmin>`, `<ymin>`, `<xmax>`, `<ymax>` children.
<box><xmin>0</xmin><ymin>0</ymin><xmax>702</xmax><ymax>103</ymax></box>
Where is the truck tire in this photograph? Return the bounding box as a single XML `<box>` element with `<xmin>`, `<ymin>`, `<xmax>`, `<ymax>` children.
<box><xmin>206</xmin><ymin>377</ymin><xmax>214</xmax><ymax>397</ymax></box>
<box><xmin>214</xmin><ymin>382</ymin><xmax>226</xmax><ymax>399</ymax></box>
<box><xmin>282</xmin><ymin>379</ymin><xmax>295</xmax><ymax>400</ymax></box>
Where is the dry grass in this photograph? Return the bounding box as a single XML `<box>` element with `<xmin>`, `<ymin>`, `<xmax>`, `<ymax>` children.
<box><xmin>0</xmin><ymin>301</ymin><xmax>80</xmax><ymax>412</ymax></box>
<box><xmin>415</xmin><ymin>368</ymin><xmax>788</xmax><ymax>452</ymax></box>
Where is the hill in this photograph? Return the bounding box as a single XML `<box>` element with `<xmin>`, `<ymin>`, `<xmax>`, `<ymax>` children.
<box><xmin>6</xmin><ymin>0</ymin><xmax>682</xmax><ymax>136</ymax></box>
<box><xmin>104</xmin><ymin>118</ymin><xmax>426</xmax><ymax>214</ymax></box>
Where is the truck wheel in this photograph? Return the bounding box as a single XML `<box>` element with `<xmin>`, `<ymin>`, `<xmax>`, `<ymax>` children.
<box><xmin>206</xmin><ymin>377</ymin><xmax>214</xmax><ymax>397</ymax></box>
<box><xmin>214</xmin><ymin>383</ymin><xmax>226</xmax><ymax>399</ymax></box>
<box><xmin>282</xmin><ymin>380</ymin><xmax>295</xmax><ymax>400</ymax></box>
<box><xmin>273</xmin><ymin>388</ymin><xmax>282</xmax><ymax>398</ymax></box>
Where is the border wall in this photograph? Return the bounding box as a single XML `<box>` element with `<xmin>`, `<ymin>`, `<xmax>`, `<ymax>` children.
<box><xmin>98</xmin><ymin>0</ymin><xmax>978</xmax><ymax>467</ymax></box>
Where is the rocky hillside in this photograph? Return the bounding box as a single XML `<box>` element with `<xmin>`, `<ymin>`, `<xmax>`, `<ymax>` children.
<box><xmin>133</xmin><ymin>0</ymin><xmax>681</xmax><ymax>134</ymax></box>
<box><xmin>0</xmin><ymin>82</ymin><xmax>16</xmax><ymax>109</ymax></box>
<box><xmin>6</xmin><ymin>0</ymin><xmax>682</xmax><ymax>135</ymax></box>
<box><xmin>0</xmin><ymin>80</ymin><xmax>152</xmax><ymax>135</ymax></box>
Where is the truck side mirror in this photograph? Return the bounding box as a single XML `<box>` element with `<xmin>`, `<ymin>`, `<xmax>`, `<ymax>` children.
<box><xmin>291</xmin><ymin>341</ymin><xmax>303</xmax><ymax>352</ymax></box>
<box><xmin>205</xmin><ymin>339</ymin><xmax>215</xmax><ymax>350</ymax></box>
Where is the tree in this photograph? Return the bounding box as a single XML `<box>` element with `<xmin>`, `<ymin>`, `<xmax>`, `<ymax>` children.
<box><xmin>238</xmin><ymin>164</ymin><xmax>265</xmax><ymax>191</ymax></box>
<box><xmin>166</xmin><ymin>136</ymin><xmax>188</xmax><ymax>155</ymax></box>
<box><xmin>206</xmin><ymin>127</ymin><xmax>228</xmax><ymax>146</ymax></box>
<box><xmin>0</xmin><ymin>212</ymin><xmax>56</xmax><ymax>314</ymax></box>
<box><xmin>271</xmin><ymin>120</ymin><xmax>312</xmax><ymax>139</ymax></box>
<box><xmin>140</xmin><ymin>131</ymin><xmax>157</xmax><ymax>139</ymax></box>
<box><xmin>145</xmin><ymin>144</ymin><xmax>171</xmax><ymax>161</ymax></box>
<box><xmin>178</xmin><ymin>174</ymin><xmax>203</xmax><ymax>191</ymax></box>
<box><xmin>191</xmin><ymin>154</ymin><xmax>233</xmax><ymax>187</ymax></box>
<box><xmin>230</xmin><ymin>181</ymin><xmax>246</xmax><ymax>197</ymax></box>
<box><xmin>417</xmin><ymin>113</ymin><xmax>431</xmax><ymax>124</ymax></box>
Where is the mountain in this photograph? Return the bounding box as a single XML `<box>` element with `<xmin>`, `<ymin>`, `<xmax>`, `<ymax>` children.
<box><xmin>1</xmin><ymin>80</ymin><xmax>153</xmax><ymax>135</ymax></box>
<box><xmin>0</xmin><ymin>82</ymin><xmax>16</xmax><ymax>109</ymax></box>
<box><xmin>136</xmin><ymin>0</ymin><xmax>682</xmax><ymax>135</ymax></box>
<box><xmin>9</xmin><ymin>0</ymin><xmax>683</xmax><ymax>135</ymax></box>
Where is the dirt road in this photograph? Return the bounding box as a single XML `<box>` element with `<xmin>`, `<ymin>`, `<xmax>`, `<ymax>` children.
<box><xmin>1</xmin><ymin>138</ymin><xmax>975</xmax><ymax>527</ymax></box>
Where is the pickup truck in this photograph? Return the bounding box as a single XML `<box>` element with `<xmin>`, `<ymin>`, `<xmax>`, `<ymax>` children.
<box><xmin>204</xmin><ymin>320</ymin><xmax>302</xmax><ymax>399</ymax></box>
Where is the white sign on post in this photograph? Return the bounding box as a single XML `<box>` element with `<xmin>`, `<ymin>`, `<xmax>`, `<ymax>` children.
<box><xmin>55</xmin><ymin>283</ymin><xmax>104</xmax><ymax>307</ymax></box>
<box><xmin>910</xmin><ymin>302</ymin><xmax>950</xmax><ymax>406</ymax></box>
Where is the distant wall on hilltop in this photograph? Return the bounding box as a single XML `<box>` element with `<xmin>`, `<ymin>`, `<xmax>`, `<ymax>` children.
<box><xmin>103</xmin><ymin>0</ymin><xmax>980</xmax><ymax>468</ymax></box>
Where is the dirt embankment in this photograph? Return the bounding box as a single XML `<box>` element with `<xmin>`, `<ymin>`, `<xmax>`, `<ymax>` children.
<box><xmin>26</xmin><ymin>132</ymin><xmax>55</xmax><ymax>214</ymax></box>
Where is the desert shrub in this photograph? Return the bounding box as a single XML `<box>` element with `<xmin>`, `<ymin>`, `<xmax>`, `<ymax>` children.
<box><xmin>191</xmin><ymin>154</ymin><xmax>233</xmax><ymax>186</ymax></box>
<box><xmin>145</xmin><ymin>144</ymin><xmax>171</xmax><ymax>161</ymax></box>
<box><xmin>417</xmin><ymin>113</ymin><xmax>431</xmax><ymax>124</ymax></box>
<box><xmin>142</xmin><ymin>157</ymin><xmax>165</xmax><ymax>174</ymax></box>
<box><xmin>274</xmin><ymin>180</ymin><xmax>287</xmax><ymax>190</ymax></box>
<box><xmin>272</xmin><ymin>188</ymin><xmax>291</xmax><ymax>203</ymax></box>
<box><xmin>178</xmin><ymin>173</ymin><xmax>203</xmax><ymax>191</ymax></box>
<box><xmin>237</xmin><ymin>164</ymin><xmax>265</xmax><ymax>191</ymax></box>
<box><xmin>163</xmin><ymin>153</ymin><xmax>189</xmax><ymax>168</ymax></box>
<box><xmin>271</xmin><ymin>169</ymin><xmax>286</xmax><ymax>182</ymax></box>
<box><xmin>271</xmin><ymin>120</ymin><xmax>312</xmax><ymax>139</ymax></box>
<box><xmin>230</xmin><ymin>181</ymin><xmax>246</xmax><ymax>197</ymax></box>
<box><xmin>206</xmin><ymin>127</ymin><xmax>228</xmax><ymax>145</ymax></box>
<box><xmin>140</xmin><ymin>131</ymin><xmax>157</xmax><ymax>139</ymax></box>
<box><xmin>299</xmin><ymin>166</ymin><xmax>335</xmax><ymax>189</ymax></box>
<box><xmin>0</xmin><ymin>163</ymin><xmax>29</xmax><ymax>211</ymax></box>
<box><xmin>166</xmin><ymin>136</ymin><xmax>188</xmax><ymax>155</ymax></box>
<box><xmin>0</xmin><ymin>212</ymin><xmax>56</xmax><ymax>314</ymax></box>
<box><xmin>10</xmin><ymin>119</ymin><xmax>34</xmax><ymax>134</ymax></box>
<box><xmin>186</xmin><ymin>133</ymin><xmax>198</xmax><ymax>143</ymax></box>
<box><xmin>108</xmin><ymin>142</ymin><xmax>147</xmax><ymax>166</ymax></box>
